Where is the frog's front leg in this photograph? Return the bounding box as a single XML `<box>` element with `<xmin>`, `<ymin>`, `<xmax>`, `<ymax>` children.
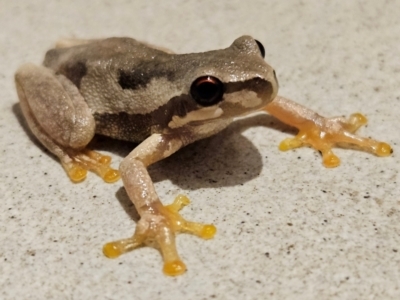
<box><xmin>103</xmin><ymin>133</ymin><xmax>216</xmax><ymax>276</ymax></box>
<box><xmin>264</xmin><ymin>96</ymin><xmax>392</xmax><ymax>167</ymax></box>
<box><xmin>15</xmin><ymin>63</ymin><xmax>120</xmax><ymax>182</ymax></box>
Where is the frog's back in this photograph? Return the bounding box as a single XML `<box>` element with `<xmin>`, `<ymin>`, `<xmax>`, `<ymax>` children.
<box><xmin>43</xmin><ymin>38</ymin><xmax>159</xmax><ymax>69</ymax></box>
<box><xmin>41</xmin><ymin>38</ymin><xmax>182</xmax><ymax>143</ymax></box>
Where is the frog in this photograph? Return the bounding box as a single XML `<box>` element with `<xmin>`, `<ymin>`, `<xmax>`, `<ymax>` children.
<box><xmin>15</xmin><ymin>36</ymin><xmax>392</xmax><ymax>276</ymax></box>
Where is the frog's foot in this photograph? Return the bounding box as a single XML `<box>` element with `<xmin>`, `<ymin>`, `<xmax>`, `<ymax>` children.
<box><xmin>278</xmin><ymin>113</ymin><xmax>392</xmax><ymax>168</ymax></box>
<box><xmin>62</xmin><ymin>149</ymin><xmax>120</xmax><ymax>183</ymax></box>
<box><xmin>103</xmin><ymin>195</ymin><xmax>216</xmax><ymax>276</ymax></box>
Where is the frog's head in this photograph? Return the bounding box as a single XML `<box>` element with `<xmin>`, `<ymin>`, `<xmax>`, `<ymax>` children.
<box><xmin>168</xmin><ymin>36</ymin><xmax>279</xmax><ymax>128</ymax></box>
<box><xmin>191</xmin><ymin>35</ymin><xmax>278</xmax><ymax>113</ymax></box>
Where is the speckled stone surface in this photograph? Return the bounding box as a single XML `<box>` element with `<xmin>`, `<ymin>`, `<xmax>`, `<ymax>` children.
<box><xmin>1</xmin><ymin>1</ymin><xmax>400</xmax><ymax>299</ymax></box>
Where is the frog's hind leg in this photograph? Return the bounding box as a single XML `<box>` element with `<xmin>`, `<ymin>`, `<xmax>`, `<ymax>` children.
<box><xmin>15</xmin><ymin>63</ymin><xmax>120</xmax><ymax>183</ymax></box>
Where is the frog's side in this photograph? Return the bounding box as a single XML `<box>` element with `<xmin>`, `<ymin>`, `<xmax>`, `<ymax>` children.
<box><xmin>15</xmin><ymin>36</ymin><xmax>392</xmax><ymax>276</ymax></box>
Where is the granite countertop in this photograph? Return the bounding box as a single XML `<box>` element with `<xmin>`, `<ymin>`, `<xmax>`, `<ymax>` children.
<box><xmin>1</xmin><ymin>1</ymin><xmax>399</xmax><ymax>299</ymax></box>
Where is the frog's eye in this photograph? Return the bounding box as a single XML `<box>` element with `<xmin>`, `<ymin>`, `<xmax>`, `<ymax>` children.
<box><xmin>255</xmin><ymin>40</ymin><xmax>265</xmax><ymax>58</ymax></box>
<box><xmin>190</xmin><ymin>76</ymin><xmax>224</xmax><ymax>106</ymax></box>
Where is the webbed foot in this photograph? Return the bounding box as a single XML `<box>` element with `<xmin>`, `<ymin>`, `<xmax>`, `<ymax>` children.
<box><xmin>103</xmin><ymin>195</ymin><xmax>216</xmax><ymax>276</ymax></box>
<box><xmin>265</xmin><ymin>96</ymin><xmax>393</xmax><ymax>167</ymax></box>
<box><xmin>62</xmin><ymin>149</ymin><xmax>120</xmax><ymax>183</ymax></box>
<box><xmin>278</xmin><ymin>113</ymin><xmax>392</xmax><ymax>167</ymax></box>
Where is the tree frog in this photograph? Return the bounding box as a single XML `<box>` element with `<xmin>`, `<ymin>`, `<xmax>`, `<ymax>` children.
<box><xmin>15</xmin><ymin>36</ymin><xmax>392</xmax><ymax>276</ymax></box>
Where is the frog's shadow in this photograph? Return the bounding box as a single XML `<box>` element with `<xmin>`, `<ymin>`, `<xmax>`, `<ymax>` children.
<box><xmin>91</xmin><ymin>113</ymin><xmax>295</xmax><ymax>189</ymax></box>
<box><xmin>13</xmin><ymin>103</ymin><xmax>294</xmax><ymax>221</ymax></box>
<box><xmin>13</xmin><ymin>103</ymin><xmax>293</xmax><ymax>189</ymax></box>
<box><xmin>107</xmin><ymin>114</ymin><xmax>294</xmax><ymax>221</ymax></box>
<box><xmin>108</xmin><ymin>114</ymin><xmax>296</xmax><ymax>220</ymax></box>
<box><xmin>151</xmin><ymin>114</ymin><xmax>294</xmax><ymax>190</ymax></box>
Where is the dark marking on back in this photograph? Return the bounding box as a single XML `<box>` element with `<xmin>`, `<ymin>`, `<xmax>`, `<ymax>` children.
<box><xmin>118</xmin><ymin>61</ymin><xmax>177</xmax><ymax>90</ymax></box>
<box><xmin>59</xmin><ymin>61</ymin><xmax>87</xmax><ymax>89</ymax></box>
<box><xmin>118</xmin><ymin>70</ymin><xmax>148</xmax><ymax>90</ymax></box>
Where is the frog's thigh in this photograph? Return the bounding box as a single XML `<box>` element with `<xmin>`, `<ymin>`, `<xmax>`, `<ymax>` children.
<box><xmin>15</xmin><ymin>63</ymin><xmax>95</xmax><ymax>152</ymax></box>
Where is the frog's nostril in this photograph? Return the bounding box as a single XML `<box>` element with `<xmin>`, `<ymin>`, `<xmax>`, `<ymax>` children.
<box><xmin>273</xmin><ymin>70</ymin><xmax>279</xmax><ymax>87</ymax></box>
<box><xmin>255</xmin><ymin>40</ymin><xmax>265</xmax><ymax>58</ymax></box>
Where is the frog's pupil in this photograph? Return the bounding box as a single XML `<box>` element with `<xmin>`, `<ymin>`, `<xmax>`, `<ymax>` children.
<box><xmin>198</xmin><ymin>82</ymin><xmax>218</xmax><ymax>102</ymax></box>
<box><xmin>191</xmin><ymin>76</ymin><xmax>224</xmax><ymax>106</ymax></box>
